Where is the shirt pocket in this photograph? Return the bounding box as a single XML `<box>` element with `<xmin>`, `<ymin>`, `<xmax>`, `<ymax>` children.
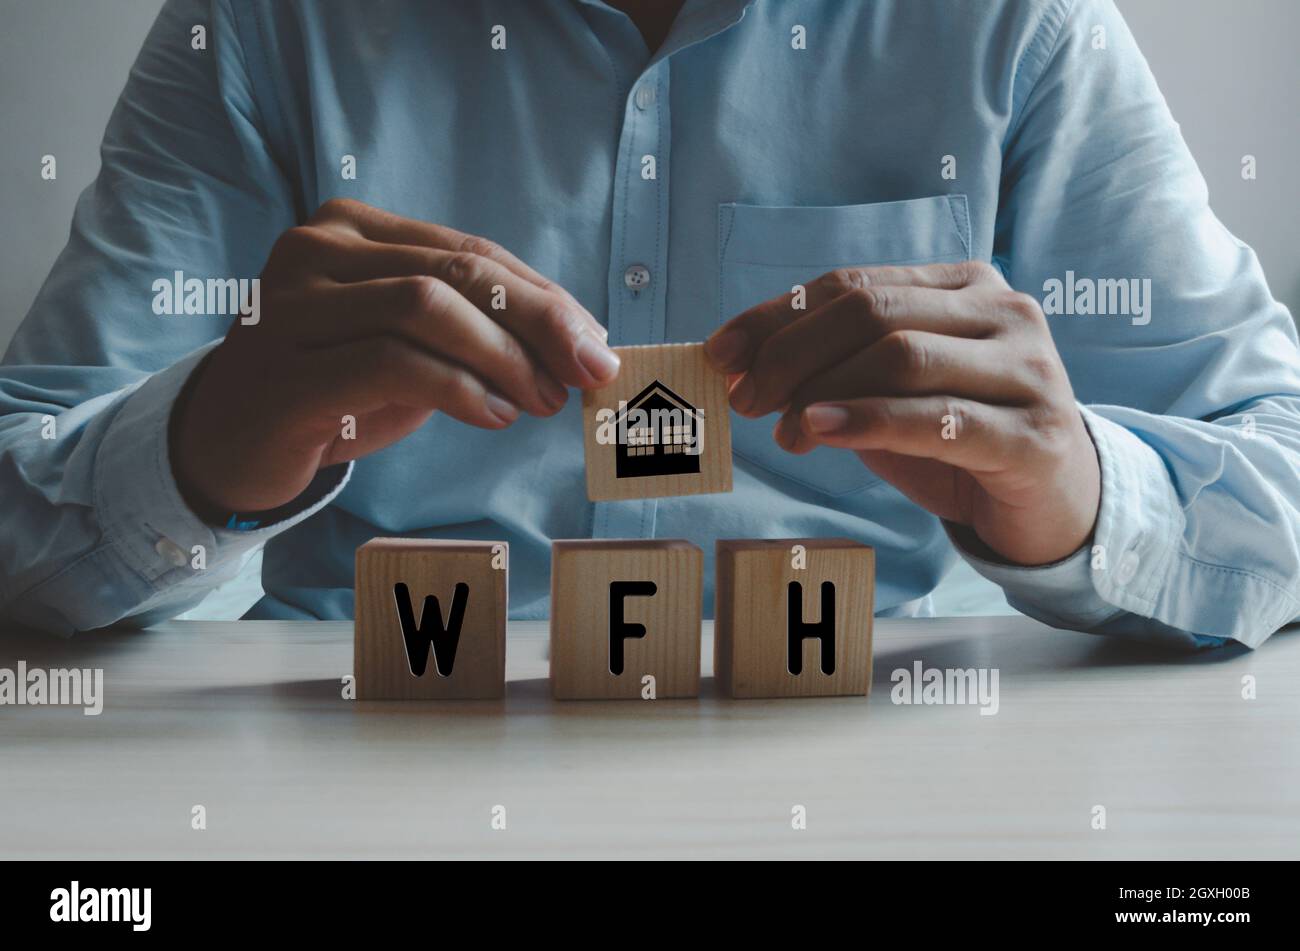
<box><xmin>717</xmin><ymin>194</ymin><xmax>971</xmax><ymax>497</ymax></box>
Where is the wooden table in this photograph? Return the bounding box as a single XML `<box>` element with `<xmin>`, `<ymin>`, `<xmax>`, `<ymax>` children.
<box><xmin>2</xmin><ymin>616</ymin><xmax>1297</xmax><ymax>859</ymax></box>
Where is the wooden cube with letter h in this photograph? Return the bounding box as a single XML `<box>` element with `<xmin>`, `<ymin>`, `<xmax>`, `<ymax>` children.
<box><xmin>354</xmin><ymin>539</ymin><xmax>508</xmax><ymax>699</ymax></box>
<box><xmin>714</xmin><ymin>538</ymin><xmax>874</xmax><ymax>698</ymax></box>
<box><xmin>550</xmin><ymin>540</ymin><xmax>703</xmax><ymax>699</ymax></box>
<box><xmin>582</xmin><ymin>343</ymin><xmax>732</xmax><ymax>501</ymax></box>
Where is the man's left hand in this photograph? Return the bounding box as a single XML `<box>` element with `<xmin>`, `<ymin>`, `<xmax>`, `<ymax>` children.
<box><xmin>705</xmin><ymin>260</ymin><xmax>1101</xmax><ymax>566</ymax></box>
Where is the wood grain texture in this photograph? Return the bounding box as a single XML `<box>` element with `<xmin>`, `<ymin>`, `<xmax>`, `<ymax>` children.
<box><xmin>550</xmin><ymin>540</ymin><xmax>703</xmax><ymax>699</ymax></box>
<box><xmin>582</xmin><ymin>343</ymin><xmax>732</xmax><ymax>501</ymax></box>
<box><xmin>354</xmin><ymin>539</ymin><xmax>507</xmax><ymax>700</ymax></box>
<box><xmin>715</xmin><ymin>538</ymin><xmax>874</xmax><ymax>698</ymax></box>
<box><xmin>3</xmin><ymin>616</ymin><xmax>1298</xmax><ymax>859</ymax></box>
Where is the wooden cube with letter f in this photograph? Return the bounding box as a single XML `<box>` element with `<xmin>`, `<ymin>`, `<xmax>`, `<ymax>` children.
<box><xmin>354</xmin><ymin>539</ymin><xmax>508</xmax><ymax>699</ymax></box>
<box><xmin>550</xmin><ymin>540</ymin><xmax>703</xmax><ymax>699</ymax></box>
<box><xmin>714</xmin><ymin>538</ymin><xmax>874</xmax><ymax>698</ymax></box>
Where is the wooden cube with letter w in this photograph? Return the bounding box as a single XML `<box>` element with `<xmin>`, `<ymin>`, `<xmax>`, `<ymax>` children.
<box><xmin>354</xmin><ymin>539</ymin><xmax>507</xmax><ymax>699</ymax></box>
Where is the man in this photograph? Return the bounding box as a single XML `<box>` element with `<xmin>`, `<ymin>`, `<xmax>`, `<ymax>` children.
<box><xmin>2</xmin><ymin>0</ymin><xmax>1297</xmax><ymax>649</ymax></box>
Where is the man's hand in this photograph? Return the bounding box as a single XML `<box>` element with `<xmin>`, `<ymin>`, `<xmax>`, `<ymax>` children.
<box><xmin>705</xmin><ymin>260</ymin><xmax>1100</xmax><ymax>566</ymax></box>
<box><xmin>171</xmin><ymin>198</ymin><xmax>619</xmax><ymax>515</ymax></box>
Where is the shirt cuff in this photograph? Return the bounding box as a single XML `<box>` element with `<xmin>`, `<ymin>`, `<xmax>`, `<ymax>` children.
<box><xmin>946</xmin><ymin>405</ymin><xmax>1223</xmax><ymax>646</ymax></box>
<box><xmin>1077</xmin><ymin>404</ymin><xmax>1183</xmax><ymax>619</ymax></box>
<box><xmin>93</xmin><ymin>342</ymin><xmax>352</xmax><ymax>588</ymax></box>
<box><xmin>945</xmin><ymin>521</ymin><xmax>1119</xmax><ymax>628</ymax></box>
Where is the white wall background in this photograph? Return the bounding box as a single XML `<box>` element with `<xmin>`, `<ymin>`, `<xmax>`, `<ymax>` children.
<box><xmin>1</xmin><ymin>0</ymin><xmax>1296</xmax><ymax>615</ymax></box>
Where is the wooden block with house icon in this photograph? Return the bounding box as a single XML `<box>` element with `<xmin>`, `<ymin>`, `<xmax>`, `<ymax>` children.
<box><xmin>714</xmin><ymin>538</ymin><xmax>874</xmax><ymax>699</ymax></box>
<box><xmin>581</xmin><ymin>343</ymin><xmax>732</xmax><ymax>501</ymax></box>
<box><xmin>550</xmin><ymin>539</ymin><xmax>703</xmax><ymax>699</ymax></box>
<box><xmin>354</xmin><ymin>539</ymin><xmax>508</xmax><ymax>699</ymax></box>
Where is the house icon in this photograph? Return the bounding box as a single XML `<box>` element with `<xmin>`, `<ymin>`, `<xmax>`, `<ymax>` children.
<box><xmin>615</xmin><ymin>380</ymin><xmax>703</xmax><ymax>479</ymax></box>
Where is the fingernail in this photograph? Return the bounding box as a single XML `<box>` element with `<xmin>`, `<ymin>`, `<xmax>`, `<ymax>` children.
<box><xmin>730</xmin><ymin>374</ymin><xmax>755</xmax><ymax>414</ymax></box>
<box><xmin>484</xmin><ymin>392</ymin><xmax>519</xmax><ymax>424</ymax></box>
<box><xmin>804</xmin><ymin>404</ymin><xmax>850</xmax><ymax>434</ymax></box>
<box><xmin>706</xmin><ymin>328</ymin><xmax>747</xmax><ymax>369</ymax></box>
<box><xmin>539</xmin><ymin>374</ymin><xmax>568</xmax><ymax>409</ymax></box>
<box><xmin>576</xmin><ymin>332</ymin><xmax>620</xmax><ymax>384</ymax></box>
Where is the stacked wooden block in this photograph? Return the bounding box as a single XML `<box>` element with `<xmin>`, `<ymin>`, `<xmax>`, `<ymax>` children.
<box><xmin>354</xmin><ymin>537</ymin><xmax>873</xmax><ymax>701</ymax></box>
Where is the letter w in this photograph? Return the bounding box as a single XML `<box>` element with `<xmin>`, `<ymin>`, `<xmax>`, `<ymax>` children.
<box><xmin>393</xmin><ymin>582</ymin><xmax>469</xmax><ymax>676</ymax></box>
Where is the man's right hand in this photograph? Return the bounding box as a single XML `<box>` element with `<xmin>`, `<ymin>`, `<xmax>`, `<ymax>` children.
<box><xmin>170</xmin><ymin>198</ymin><xmax>619</xmax><ymax>517</ymax></box>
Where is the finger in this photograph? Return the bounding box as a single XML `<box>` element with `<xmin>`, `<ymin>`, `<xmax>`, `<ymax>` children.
<box><xmin>308</xmin><ymin>231</ymin><xmax>552</xmax><ymax>316</ymax></box>
<box><xmin>786</xmin><ymin>396</ymin><xmax>1026</xmax><ymax>474</ymax></box>
<box><xmin>706</xmin><ymin>260</ymin><xmax>1002</xmax><ymax>372</ymax></box>
<box><xmin>773</xmin><ymin>333</ymin><xmax>1042</xmax><ymax>421</ymax></box>
<box><xmin>292</xmin><ymin>277</ymin><xmax>568</xmax><ymax>418</ymax></box>
<box><xmin>731</xmin><ymin>288</ymin><xmax>1008</xmax><ymax>417</ymax></box>
<box><xmin>299</xmin><ymin>234</ymin><xmax>620</xmax><ymax>389</ymax></box>
<box><xmin>310</xmin><ymin>199</ymin><xmax>604</xmax><ymax>334</ymax></box>
<box><xmin>787</xmin><ymin>333</ymin><xmax>1053</xmax><ymax>411</ymax></box>
<box><xmin>299</xmin><ymin>335</ymin><xmax>522</xmax><ymax>432</ymax></box>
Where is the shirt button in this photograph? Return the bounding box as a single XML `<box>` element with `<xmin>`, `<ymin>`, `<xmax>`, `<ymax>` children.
<box><xmin>1115</xmin><ymin>550</ymin><xmax>1140</xmax><ymax>586</ymax></box>
<box><xmin>624</xmin><ymin>264</ymin><xmax>651</xmax><ymax>290</ymax></box>
<box><xmin>155</xmin><ymin>537</ymin><xmax>189</xmax><ymax>568</ymax></box>
<box><xmin>633</xmin><ymin>83</ymin><xmax>656</xmax><ymax>111</ymax></box>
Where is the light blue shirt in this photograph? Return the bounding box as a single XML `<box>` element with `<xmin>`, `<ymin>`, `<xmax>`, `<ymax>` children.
<box><xmin>2</xmin><ymin>0</ymin><xmax>1298</xmax><ymax>649</ymax></box>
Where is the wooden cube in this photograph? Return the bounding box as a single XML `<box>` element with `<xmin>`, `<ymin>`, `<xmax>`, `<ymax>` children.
<box><xmin>714</xmin><ymin>539</ymin><xmax>874</xmax><ymax>699</ymax></box>
<box><xmin>550</xmin><ymin>540</ymin><xmax>703</xmax><ymax>699</ymax></box>
<box><xmin>581</xmin><ymin>343</ymin><xmax>732</xmax><ymax>501</ymax></box>
<box><xmin>354</xmin><ymin>539</ymin><xmax>507</xmax><ymax>700</ymax></box>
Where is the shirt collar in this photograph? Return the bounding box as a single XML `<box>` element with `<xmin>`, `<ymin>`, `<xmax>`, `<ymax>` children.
<box><xmin>574</xmin><ymin>0</ymin><xmax>756</xmax><ymax>64</ymax></box>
